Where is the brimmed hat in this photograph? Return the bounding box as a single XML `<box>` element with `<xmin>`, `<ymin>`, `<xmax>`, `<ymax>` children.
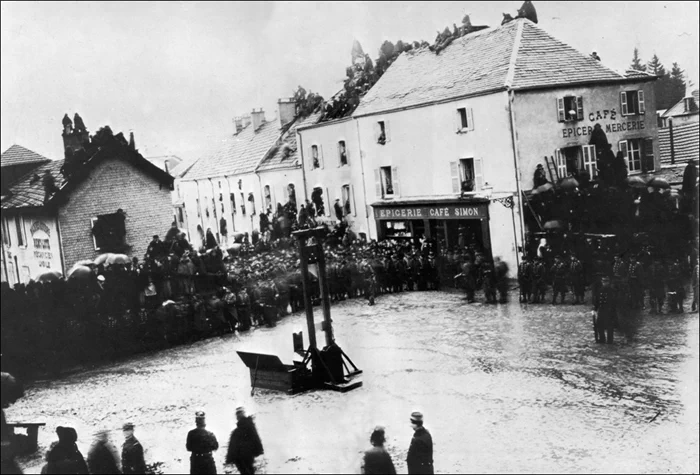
<box><xmin>235</xmin><ymin>406</ymin><xmax>245</xmax><ymax>414</ymax></box>
<box><xmin>122</xmin><ymin>422</ymin><xmax>135</xmax><ymax>431</ymax></box>
<box><xmin>195</xmin><ymin>411</ymin><xmax>206</xmax><ymax>419</ymax></box>
<box><xmin>410</xmin><ymin>411</ymin><xmax>423</xmax><ymax>424</ymax></box>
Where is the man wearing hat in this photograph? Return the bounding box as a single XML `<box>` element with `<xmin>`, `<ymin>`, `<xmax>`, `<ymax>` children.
<box><xmin>186</xmin><ymin>411</ymin><xmax>219</xmax><ymax>474</ymax></box>
<box><xmin>225</xmin><ymin>406</ymin><xmax>264</xmax><ymax>475</ymax></box>
<box><xmin>334</xmin><ymin>197</ymin><xmax>344</xmax><ymax>222</ymax></box>
<box><xmin>533</xmin><ymin>163</ymin><xmax>548</xmax><ymax>188</ymax></box>
<box><xmin>121</xmin><ymin>423</ymin><xmax>147</xmax><ymax>475</ymax></box>
<box><xmin>406</xmin><ymin>411</ymin><xmax>433</xmax><ymax>474</ymax></box>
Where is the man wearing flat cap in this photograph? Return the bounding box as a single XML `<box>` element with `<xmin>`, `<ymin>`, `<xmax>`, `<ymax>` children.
<box><xmin>406</xmin><ymin>411</ymin><xmax>433</xmax><ymax>474</ymax></box>
<box><xmin>225</xmin><ymin>407</ymin><xmax>263</xmax><ymax>475</ymax></box>
<box><xmin>121</xmin><ymin>423</ymin><xmax>147</xmax><ymax>474</ymax></box>
<box><xmin>186</xmin><ymin>411</ymin><xmax>219</xmax><ymax>474</ymax></box>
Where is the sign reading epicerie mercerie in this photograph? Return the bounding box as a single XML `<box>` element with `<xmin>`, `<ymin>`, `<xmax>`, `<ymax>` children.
<box><xmin>374</xmin><ymin>204</ymin><xmax>488</xmax><ymax>220</ymax></box>
<box><xmin>561</xmin><ymin>108</ymin><xmax>646</xmax><ymax>138</ymax></box>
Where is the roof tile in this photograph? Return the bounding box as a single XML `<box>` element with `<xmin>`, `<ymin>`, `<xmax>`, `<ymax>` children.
<box><xmin>1</xmin><ymin>144</ymin><xmax>51</xmax><ymax>168</ymax></box>
<box><xmin>1</xmin><ymin>160</ymin><xmax>66</xmax><ymax>209</ymax></box>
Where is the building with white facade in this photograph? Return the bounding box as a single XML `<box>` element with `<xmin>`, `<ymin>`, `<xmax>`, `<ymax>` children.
<box><xmin>348</xmin><ymin>18</ymin><xmax>658</xmax><ymax>271</ymax></box>
<box><xmin>296</xmin><ymin>116</ymin><xmax>372</xmax><ymax>238</ymax></box>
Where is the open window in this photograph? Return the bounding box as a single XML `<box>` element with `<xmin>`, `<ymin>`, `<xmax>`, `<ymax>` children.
<box><xmin>287</xmin><ymin>183</ymin><xmax>297</xmax><ymax>208</ymax></box>
<box><xmin>311</xmin><ymin>187</ymin><xmax>326</xmax><ymax>216</ymax></box>
<box><xmin>375</xmin><ymin>121</ymin><xmax>390</xmax><ymax>144</ymax></box>
<box><xmin>341</xmin><ymin>184</ymin><xmax>352</xmax><ymax>215</ymax></box>
<box><xmin>375</xmin><ymin>166</ymin><xmax>399</xmax><ymax>198</ymax></box>
<box><xmin>264</xmin><ymin>185</ymin><xmax>272</xmax><ymax>211</ymax></box>
<box><xmin>557</xmin><ymin>96</ymin><xmax>584</xmax><ymax>122</ymax></box>
<box><xmin>240</xmin><ymin>192</ymin><xmax>246</xmax><ymax>216</ymax></box>
<box><xmin>455</xmin><ymin>107</ymin><xmax>474</xmax><ymax>132</ymax></box>
<box><xmin>91</xmin><ymin>211</ymin><xmax>127</xmax><ymax>251</ymax></box>
<box><xmin>620</xmin><ymin>90</ymin><xmax>645</xmax><ymax>116</ymax></box>
<box><xmin>338</xmin><ymin>140</ymin><xmax>348</xmax><ymax>166</ymax></box>
<box><xmin>230</xmin><ymin>193</ymin><xmax>237</xmax><ymax>215</ymax></box>
<box><xmin>15</xmin><ymin>216</ymin><xmax>26</xmax><ymax>247</ymax></box>
<box><xmin>310</xmin><ymin>145</ymin><xmax>323</xmax><ymax>169</ymax></box>
<box><xmin>450</xmin><ymin>159</ymin><xmax>484</xmax><ymax>193</ymax></box>
<box><xmin>554</xmin><ymin>145</ymin><xmax>598</xmax><ymax>179</ymax></box>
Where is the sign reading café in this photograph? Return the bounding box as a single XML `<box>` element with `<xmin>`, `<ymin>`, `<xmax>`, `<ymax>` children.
<box><xmin>374</xmin><ymin>203</ymin><xmax>488</xmax><ymax>220</ymax></box>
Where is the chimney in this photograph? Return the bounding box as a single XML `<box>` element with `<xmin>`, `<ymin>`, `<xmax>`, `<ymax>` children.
<box><xmin>233</xmin><ymin>117</ymin><xmax>244</xmax><ymax>135</ymax></box>
<box><xmin>62</xmin><ymin>111</ymin><xmax>89</xmax><ymax>158</ymax></box>
<box><xmin>242</xmin><ymin>115</ymin><xmax>252</xmax><ymax>128</ymax></box>
<box><xmin>278</xmin><ymin>98</ymin><xmax>297</xmax><ymax>129</ymax></box>
<box><xmin>129</xmin><ymin>131</ymin><xmax>136</xmax><ymax>150</ymax></box>
<box><xmin>251</xmin><ymin>108</ymin><xmax>265</xmax><ymax>132</ymax></box>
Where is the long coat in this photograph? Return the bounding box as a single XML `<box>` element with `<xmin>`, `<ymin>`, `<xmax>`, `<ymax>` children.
<box><xmin>407</xmin><ymin>427</ymin><xmax>433</xmax><ymax>474</ymax></box>
<box><xmin>225</xmin><ymin>416</ymin><xmax>264</xmax><ymax>465</ymax></box>
<box><xmin>121</xmin><ymin>436</ymin><xmax>147</xmax><ymax>475</ymax></box>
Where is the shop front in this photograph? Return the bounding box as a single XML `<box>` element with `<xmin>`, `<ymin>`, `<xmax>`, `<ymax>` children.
<box><xmin>372</xmin><ymin>198</ymin><xmax>492</xmax><ymax>252</ymax></box>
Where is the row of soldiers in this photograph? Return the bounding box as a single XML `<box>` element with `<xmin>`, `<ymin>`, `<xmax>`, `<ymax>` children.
<box><xmin>517</xmin><ymin>254</ymin><xmax>585</xmax><ymax>305</ymax></box>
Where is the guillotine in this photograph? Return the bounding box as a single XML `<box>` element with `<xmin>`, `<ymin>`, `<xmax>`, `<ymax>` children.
<box><xmin>237</xmin><ymin>226</ymin><xmax>362</xmax><ymax>394</ymax></box>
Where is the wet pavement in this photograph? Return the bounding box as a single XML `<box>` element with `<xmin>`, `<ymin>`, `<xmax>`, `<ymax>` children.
<box><xmin>8</xmin><ymin>288</ymin><xmax>699</xmax><ymax>474</ymax></box>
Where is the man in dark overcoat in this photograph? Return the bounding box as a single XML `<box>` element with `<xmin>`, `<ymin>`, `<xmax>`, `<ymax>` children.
<box><xmin>225</xmin><ymin>407</ymin><xmax>264</xmax><ymax>475</ymax></box>
<box><xmin>186</xmin><ymin>411</ymin><xmax>219</xmax><ymax>474</ymax></box>
<box><xmin>406</xmin><ymin>412</ymin><xmax>433</xmax><ymax>475</ymax></box>
<box><xmin>593</xmin><ymin>275</ymin><xmax>616</xmax><ymax>343</ymax></box>
<box><xmin>121</xmin><ymin>423</ymin><xmax>147</xmax><ymax>475</ymax></box>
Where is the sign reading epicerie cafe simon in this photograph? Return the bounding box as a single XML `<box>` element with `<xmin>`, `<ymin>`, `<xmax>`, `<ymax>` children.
<box><xmin>374</xmin><ymin>203</ymin><xmax>488</xmax><ymax>220</ymax></box>
<box><xmin>561</xmin><ymin>108</ymin><xmax>646</xmax><ymax>139</ymax></box>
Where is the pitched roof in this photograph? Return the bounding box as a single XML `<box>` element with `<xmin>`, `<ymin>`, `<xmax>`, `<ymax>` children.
<box><xmin>146</xmin><ymin>155</ymin><xmax>183</xmax><ymax>172</ymax></box>
<box><xmin>183</xmin><ymin>119</ymin><xmax>283</xmax><ymax>181</ymax></box>
<box><xmin>659</xmin><ymin>121</ymin><xmax>700</xmax><ymax>165</ymax></box>
<box><xmin>662</xmin><ymin>90</ymin><xmax>699</xmax><ymax>118</ymax></box>
<box><xmin>354</xmin><ymin>19</ymin><xmax>634</xmax><ymax>117</ymax></box>
<box><xmin>1</xmin><ymin>160</ymin><xmax>66</xmax><ymax>209</ymax></box>
<box><xmin>256</xmin><ymin>111</ymin><xmax>323</xmax><ymax>172</ymax></box>
<box><xmin>1</xmin><ymin>144</ymin><xmax>51</xmax><ymax>168</ymax></box>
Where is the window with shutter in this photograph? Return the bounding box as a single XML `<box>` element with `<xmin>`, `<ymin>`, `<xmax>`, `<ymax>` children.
<box><xmin>618</xmin><ymin>140</ymin><xmax>628</xmax><ymax>162</ymax></box>
<box><xmin>638</xmin><ymin>90</ymin><xmax>645</xmax><ymax>114</ymax></box>
<box><xmin>557</xmin><ymin>98</ymin><xmax>566</xmax><ymax>122</ymax></box>
<box><xmin>620</xmin><ymin>91</ymin><xmax>628</xmax><ymax>116</ymax></box>
<box><xmin>455</xmin><ymin>109</ymin><xmax>465</xmax><ymax>132</ymax></box>
<box><xmin>311</xmin><ymin>145</ymin><xmax>320</xmax><ymax>169</ymax></box>
<box><xmin>473</xmin><ymin>158</ymin><xmax>484</xmax><ymax>191</ymax></box>
<box><xmin>384</xmin><ymin>121</ymin><xmax>391</xmax><ymax>143</ymax></box>
<box><xmin>1</xmin><ymin>217</ymin><xmax>10</xmax><ymax>246</ymax></box>
<box><xmin>391</xmin><ymin>166</ymin><xmax>400</xmax><ymax>196</ymax></box>
<box><xmin>627</xmin><ymin>139</ymin><xmax>642</xmax><ymax>172</ymax></box>
<box><xmin>342</xmin><ymin>184</ymin><xmax>351</xmax><ymax>215</ymax></box>
<box><xmin>377</xmin><ymin>121</ymin><xmax>387</xmax><ymax>144</ymax></box>
<box><xmin>450</xmin><ymin>161</ymin><xmax>460</xmax><ymax>193</ymax></box>
<box><xmin>467</xmin><ymin>108</ymin><xmax>474</xmax><ymax>131</ymax></box>
<box><xmin>319</xmin><ymin>144</ymin><xmax>325</xmax><ymax>169</ymax></box>
<box><xmin>338</xmin><ymin>140</ymin><xmax>347</xmax><ymax>166</ymax></box>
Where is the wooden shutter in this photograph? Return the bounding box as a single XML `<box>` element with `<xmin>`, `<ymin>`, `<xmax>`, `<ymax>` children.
<box><xmin>374</xmin><ymin>169</ymin><xmax>382</xmax><ymax>197</ymax></box>
<box><xmin>474</xmin><ymin>158</ymin><xmax>484</xmax><ymax>191</ymax></box>
<box><xmin>350</xmin><ymin>184</ymin><xmax>357</xmax><ymax>216</ymax></box>
<box><xmin>326</xmin><ymin>187</ymin><xmax>332</xmax><ymax>217</ymax></box>
<box><xmin>620</xmin><ymin>91</ymin><xmax>628</xmax><ymax>116</ymax></box>
<box><xmin>385</xmin><ymin>121</ymin><xmax>391</xmax><ymax>143</ymax></box>
<box><xmin>450</xmin><ymin>161</ymin><xmax>460</xmax><ymax>193</ymax></box>
<box><xmin>555</xmin><ymin>149</ymin><xmax>566</xmax><ymax>179</ymax></box>
<box><xmin>319</xmin><ymin>144</ymin><xmax>325</xmax><ymax>169</ymax></box>
<box><xmin>582</xmin><ymin>145</ymin><xmax>596</xmax><ymax>178</ymax></box>
<box><xmin>643</xmin><ymin>137</ymin><xmax>654</xmax><ymax>171</ymax></box>
<box><xmin>467</xmin><ymin>108</ymin><xmax>474</xmax><ymax>131</ymax></box>
<box><xmin>638</xmin><ymin>90</ymin><xmax>645</xmax><ymax>114</ymax></box>
<box><xmin>576</xmin><ymin>96</ymin><xmax>584</xmax><ymax>121</ymax></box>
<box><xmin>337</xmin><ymin>142</ymin><xmax>342</xmax><ymax>167</ymax></box>
<box><xmin>345</xmin><ymin>145</ymin><xmax>350</xmax><ymax>166</ymax></box>
<box><xmin>308</xmin><ymin>146</ymin><xmax>315</xmax><ymax>171</ymax></box>
<box><xmin>557</xmin><ymin>97</ymin><xmax>565</xmax><ymax>122</ymax></box>
<box><xmin>391</xmin><ymin>166</ymin><xmax>400</xmax><ymax>195</ymax></box>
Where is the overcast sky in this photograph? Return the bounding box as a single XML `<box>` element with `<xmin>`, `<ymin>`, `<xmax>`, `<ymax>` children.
<box><xmin>2</xmin><ymin>1</ymin><xmax>698</xmax><ymax>163</ymax></box>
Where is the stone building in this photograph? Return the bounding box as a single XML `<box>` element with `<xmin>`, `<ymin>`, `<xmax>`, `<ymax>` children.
<box><xmin>1</xmin><ymin>114</ymin><xmax>173</xmax><ymax>283</ymax></box>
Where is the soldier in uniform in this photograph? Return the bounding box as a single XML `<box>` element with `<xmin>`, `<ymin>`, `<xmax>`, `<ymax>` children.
<box><xmin>667</xmin><ymin>258</ymin><xmax>685</xmax><ymax>313</ymax></box>
<box><xmin>259</xmin><ymin>279</ymin><xmax>279</xmax><ymax>327</ymax></box>
<box><xmin>406</xmin><ymin>411</ymin><xmax>434</xmax><ymax>475</ymax></box>
<box><xmin>628</xmin><ymin>255</ymin><xmax>645</xmax><ymax>310</ymax></box>
<box><xmin>481</xmin><ymin>259</ymin><xmax>497</xmax><ymax>304</ymax></box>
<box><xmin>518</xmin><ymin>254</ymin><xmax>533</xmax><ymax>303</ymax></box>
<box><xmin>550</xmin><ymin>255</ymin><xmax>569</xmax><ymax>305</ymax></box>
<box><xmin>121</xmin><ymin>423</ymin><xmax>147</xmax><ymax>475</ymax></box>
<box><xmin>186</xmin><ymin>411</ymin><xmax>219</xmax><ymax>474</ymax></box>
<box><xmin>494</xmin><ymin>257</ymin><xmax>509</xmax><ymax>303</ymax></box>
<box><xmin>568</xmin><ymin>254</ymin><xmax>585</xmax><ymax>304</ymax></box>
<box><xmin>456</xmin><ymin>255</ymin><xmax>476</xmax><ymax>303</ymax></box>
<box><xmin>235</xmin><ymin>288</ymin><xmax>252</xmax><ymax>331</ymax></box>
<box><xmin>648</xmin><ymin>259</ymin><xmax>667</xmax><ymax>314</ymax></box>
<box><xmin>225</xmin><ymin>407</ymin><xmax>264</xmax><ymax>475</ymax></box>
<box><xmin>532</xmin><ymin>256</ymin><xmax>548</xmax><ymax>303</ymax></box>
<box><xmin>593</xmin><ymin>275</ymin><xmax>616</xmax><ymax>343</ymax></box>
<box><xmin>404</xmin><ymin>253</ymin><xmax>418</xmax><ymax>291</ymax></box>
